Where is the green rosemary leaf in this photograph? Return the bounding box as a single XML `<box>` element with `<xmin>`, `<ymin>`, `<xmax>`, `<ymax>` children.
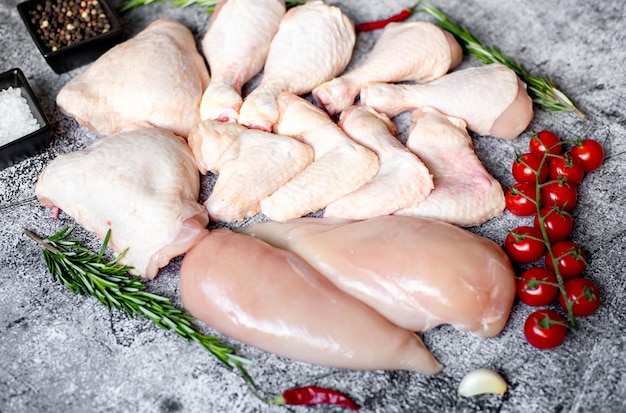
<box><xmin>418</xmin><ymin>1</ymin><xmax>586</xmax><ymax>119</ymax></box>
<box><xmin>25</xmin><ymin>227</ymin><xmax>256</xmax><ymax>388</ymax></box>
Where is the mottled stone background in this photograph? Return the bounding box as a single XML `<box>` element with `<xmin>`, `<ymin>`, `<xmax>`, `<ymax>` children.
<box><xmin>1</xmin><ymin>0</ymin><xmax>625</xmax><ymax>412</ymax></box>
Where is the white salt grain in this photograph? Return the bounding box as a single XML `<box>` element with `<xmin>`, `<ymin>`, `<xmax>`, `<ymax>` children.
<box><xmin>0</xmin><ymin>87</ymin><xmax>41</xmax><ymax>147</ymax></box>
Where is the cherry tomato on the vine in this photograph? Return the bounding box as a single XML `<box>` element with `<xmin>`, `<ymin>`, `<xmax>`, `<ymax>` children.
<box><xmin>530</xmin><ymin>130</ymin><xmax>563</xmax><ymax>156</ymax></box>
<box><xmin>545</xmin><ymin>241</ymin><xmax>587</xmax><ymax>279</ymax></box>
<box><xmin>524</xmin><ymin>309</ymin><xmax>567</xmax><ymax>349</ymax></box>
<box><xmin>548</xmin><ymin>155</ymin><xmax>585</xmax><ymax>186</ymax></box>
<box><xmin>504</xmin><ymin>226</ymin><xmax>546</xmax><ymax>264</ymax></box>
<box><xmin>512</xmin><ymin>153</ymin><xmax>549</xmax><ymax>183</ymax></box>
<box><xmin>559</xmin><ymin>277</ymin><xmax>600</xmax><ymax>317</ymax></box>
<box><xmin>571</xmin><ymin>139</ymin><xmax>604</xmax><ymax>172</ymax></box>
<box><xmin>541</xmin><ymin>181</ymin><xmax>578</xmax><ymax>212</ymax></box>
<box><xmin>517</xmin><ymin>267</ymin><xmax>559</xmax><ymax>307</ymax></box>
<box><xmin>505</xmin><ymin>182</ymin><xmax>538</xmax><ymax>216</ymax></box>
<box><xmin>534</xmin><ymin>207</ymin><xmax>574</xmax><ymax>243</ymax></box>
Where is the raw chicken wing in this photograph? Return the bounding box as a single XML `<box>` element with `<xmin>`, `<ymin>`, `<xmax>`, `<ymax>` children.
<box><xmin>35</xmin><ymin>128</ymin><xmax>209</xmax><ymax>279</ymax></box>
<box><xmin>238</xmin><ymin>215</ymin><xmax>516</xmax><ymax>338</ymax></box>
<box><xmin>395</xmin><ymin>108</ymin><xmax>505</xmax><ymax>227</ymax></box>
<box><xmin>323</xmin><ymin>106</ymin><xmax>433</xmax><ymax>220</ymax></box>
<box><xmin>260</xmin><ymin>93</ymin><xmax>380</xmax><ymax>221</ymax></box>
<box><xmin>180</xmin><ymin>228</ymin><xmax>443</xmax><ymax>374</ymax></box>
<box><xmin>360</xmin><ymin>63</ymin><xmax>534</xmax><ymax>139</ymax></box>
<box><xmin>187</xmin><ymin>119</ymin><xmax>314</xmax><ymax>222</ymax></box>
<box><xmin>199</xmin><ymin>0</ymin><xmax>285</xmax><ymax>121</ymax></box>
<box><xmin>238</xmin><ymin>1</ymin><xmax>355</xmax><ymax>131</ymax></box>
<box><xmin>313</xmin><ymin>21</ymin><xmax>462</xmax><ymax>115</ymax></box>
<box><xmin>57</xmin><ymin>19</ymin><xmax>210</xmax><ymax>138</ymax></box>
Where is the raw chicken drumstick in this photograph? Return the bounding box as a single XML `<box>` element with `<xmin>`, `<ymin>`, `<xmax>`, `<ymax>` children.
<box><xmin>180</xmin><ymin>228</ymin><xmax>443</xmax><ymax>374</ymax></box>
<box><xmin>323</xmin><ymin>106</ymin><xmax>433</xmax><ymax>220</ymax></box>
<box><xmin>360</xmin><ymin>63</ymin><xmax>534</xmax><ymax>139</ymax></box>
<box><xmin>238</xmin><ymin>0</ymin><xmax>355</xmax><ymax>131</ymax></box>
<box><xmin>313</xmin><ymin>21</ymin><xmax>463</xmax><ymax>115</ymax></box>
<box><xmin>260</xmin><ymin>93</ymin><xmax>380</xmax><ymax>221</ymax></box>
<box><xmin>56</xmin><ymin>19</ymin><xmax>210</xmax><ymax>138</ymax></box>
<box><xmin>187</xmin><ymin>119</ymin><xmax>314</xmax><ymax>223</ymax></box>
<box><xmin>35</xmin><ymin>128</ymin><xmax>209</xmax><ymax>279</ymax></box>
<box><xmin>395</xmin><ymin>107</ymin><xmax>505</xmax><ymax>227</ymax></box>
<box><xmin>238</xmin><ymin>215</ymin><xmax>516</xmax><ymax>339</ymax></box>
<box><xmin>199</xmin><ymin>0</ymin><xmax>285</xmax><ymax>122</ymax></box>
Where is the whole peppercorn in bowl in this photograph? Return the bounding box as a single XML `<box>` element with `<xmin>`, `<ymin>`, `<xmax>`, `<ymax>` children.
<box><xmin>17</xmin><ymin>0</ymin><xmax>125</xmax><ymax>74</ymax></box>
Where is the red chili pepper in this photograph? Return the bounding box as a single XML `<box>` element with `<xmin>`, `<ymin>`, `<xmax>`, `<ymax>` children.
<box><xmin>355</xmin><ymin>3</ymin><xmax>419</xmax><ymax>32</ymax></box>
<box><xmin>270</xmin><ymin>385</ymin><xmax>360</xmax><ymax>410</ymax></box>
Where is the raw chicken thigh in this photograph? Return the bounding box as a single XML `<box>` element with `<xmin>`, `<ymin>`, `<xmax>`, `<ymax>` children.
<box><xmin>187</xmin><ymin>119</ymin><xmax>314</xmax><ymax>223</ymax></box>
<box><xmin>239</xmin><ymin>215</ymin><xmax>516</xmax><ymax>338</ymax></box>
<box><xmin>360</xmin><ymin>63</ymin><xmax>534</xmax><ymax>139</ymax></box>
<box><xmin>199</xmin><ymin>0</ymin><xmax>285</xmax><ymax>122</ymax></box>
<box><xmin>238</xmin><ymin>1</ymin><xmax>356</xmax><ymax>131</ymax></box>
<box><xmin>35</xmin><ymin>128</ymin><xmax>209</xmax><ymax>279</ymax></box>
<box><xmin>56</xmin><ymin>19</ymin><xmax>210</xmax><ymax>138</ymax></box>
<box><xmin>260</xmin><ymin>93</ymin><xmax>380</xmax><ymax>221</ymax></box>
<box><xmin>180</xmin><ymin>228</ymin><xmax>443</xmax><ymax>374</ymax></box>
<box><xmin>395</xmin><ymin>108</ymin><xmax>505</xmax><ymax>227</ymax></box>
<box><xmin>313</xmin><ymin>21</ymin><xmax>463</xmax><ymax>115</ymax></box>
<box><xmin>323</xmin><ymin>106</ymin><xmax>433</xmax><ymax>220</ymax></box>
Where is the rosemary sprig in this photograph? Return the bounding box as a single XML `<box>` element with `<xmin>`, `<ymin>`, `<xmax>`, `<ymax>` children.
<box><xmin>119</xmin><ymin>0</ymin><xmax>307</xmax><ymax>13</ymax></box>
<box><xmin>418</xmin><ymin>1</ymin><xmax>586</xmax><ymax>120</ymax></box>
<box><xmin>24</xmin><ymin>227</ymin><xmax>256</xmax><ymax>389</ymax></box>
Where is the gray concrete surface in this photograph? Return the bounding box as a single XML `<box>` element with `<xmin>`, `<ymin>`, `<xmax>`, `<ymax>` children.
<box><xmin>1</xmin><ymin>0</ymin><xmax>625</xmax><ymax>412</ymax></box>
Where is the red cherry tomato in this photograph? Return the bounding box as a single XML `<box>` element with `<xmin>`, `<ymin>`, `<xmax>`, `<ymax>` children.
<box><xmin>545</xmin><ymin>241</ymin><xmax>587</xmax><ymax>279</ymax></box>
<box><xmin>541</xmin><ymin>181</ymin><xmax>578</xmax><ymax>212</ymax></box>
<box><xmin>504</xmin><ymin>226</ymin><xmax>546</xmax><ymax>264</ymax></box>
<box><xmin>559</xmin><ymin>277</ymin><xmax>600</xmax><ymax>317</ymax></box>
<box><xmin>512</xmin><ymin>153</ymin><xmax>549</xmax><ymax>183</ymax></box>
<box><xmin>529</xmin><ymin>130</ymin><xmax>563</xmax><ymax>156</ymax></box>
<box><xmin>505</xmin><ymin>182</ymin><xmax>538</xmax><ymax>216</ymax></box>
<box><xmin>524</xmin><ymin>309</ymin><xmax>567</xmax><ymax>349</ymax></box>
<box><xmin>548</xmin><ymin>155</ymin><xmax>585</xmax><ymax>186</ymax></box>
<box><xmin>570</xmin><ymin>139</ymin><xmax>604</xmax><ymax>172</ymax></box>
<box><xmin>533</xmin><ymin>207</ymin><xmax>574</xmax><ymax>243</ymax></box>
<box><xmin>517</xmin><ymin>267</ymin><xmax>559</xmax><ymax>307</ymax></box>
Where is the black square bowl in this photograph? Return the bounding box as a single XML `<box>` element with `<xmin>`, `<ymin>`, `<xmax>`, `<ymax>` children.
<box><xmin>0</xmin><ymin>68</ymin><xmax>51</xmax><ymax>170</ymax></box>
<box><xmin>17</xmin><ymin>0</ymin><xmax>125</xmax><ymax>74</ymax></box>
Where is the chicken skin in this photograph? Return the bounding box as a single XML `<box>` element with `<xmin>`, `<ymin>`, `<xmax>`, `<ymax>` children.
<box><xmin>395</xmin><ymin>107</ymin><xmax>505</xmax><ymax>227</ymax></box>
<box><xmin>360</xmin><ymin>63</ymin><xmax>534</xmax><ymax>139</ymax></box>
<box><xmin>323</xmin><ymin>106</ymin><xmax>433</xmax><ymax>220</ymax></box>
<box><xmin>35</xmin><ymin>127</ymin><xmax>209</xmax><ymax>279</ymax></box>
<box><xmin>238</xmin><ymin>1</ymin><xmax>355</xmax><ymax>131</ymax></box>
<box><xmin>260</xmin><ymin>93</ymin><xmax>379</xmax><ymax>221</ymax></box>
<box><xmin>199</xmin><ymin>0</ymin><xmax>285</xmax><ymax>122</ymax></box>
<box><xmin>187</xmin><ymin>119</ymin><xmax>314</xmax><ymax>223</ymax></box>
<box><xmin>56</xmin><ymin>19</ymin><xmax>210</xmax><ymax>138</ymax></box>
<box><xmin>313</xmin><ymin>21</ymin><xmax>462</xmax><ymax>115</ymax></box>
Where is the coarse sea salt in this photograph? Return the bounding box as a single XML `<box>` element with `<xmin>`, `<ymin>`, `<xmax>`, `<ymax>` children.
<box><xmin>0</xmin><ymin>86</ymin><xmax>40</xmax><ymax>147</ymax></box>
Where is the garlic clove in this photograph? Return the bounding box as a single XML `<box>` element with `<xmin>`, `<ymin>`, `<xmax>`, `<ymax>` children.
<box><xmin>458</xmin><ymin>368</ymin><xmax>507</xmax><ymax>397</ymax></box>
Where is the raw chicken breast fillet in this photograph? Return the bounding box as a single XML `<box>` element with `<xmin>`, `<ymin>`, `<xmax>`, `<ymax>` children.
<box><xmin>360</xmin><ymin>63</ymin><xmax>534</xmax><ymax>139</ymax></box>
<box><xmin>57</xmin><ymin>19</ymin><xmax>210</xmax><ymax>138</ymax></box>
<box><xmin>187</xmin><ymin>119</ymin><xmax>314</xmax><ymax>223</ymax></box>
<box><xmin>238</xmin><ymin>215</ymin><xmax>516</xmax><ymax>338</ymax></box>
<box><xmin>35</xmin><ymin>128</ymin><xmax>209</xmax><ymax>279</ymax></box>
<box><xmin>260</xmin><ymin>93</ymin><xmax>380</xmax><ymax>221</ymax></box>
<box><xmin>395</xmin><ymin>107</ymin><xmax>505</xmax><ymax>227</ymax></box>
<box><xmin>181</xmin><ymin>228</ymin><xmax>443</xmax><ymax>374</ymax></box>
<box><xmin>199</xmin><ymin>0</ymin><xmax>285</xmax><ymax>122</ymax></box>
<box><xmin>323</xmin><ymin>106</ymin><xmax>433</xmax><ymax>220</ymax></box>
<box><xmin>313</xmin><ymin>21</ymin><xmax>462</xmax><ymax>115</ymax></box>
<box><xmin>238</xmin><ymin>0</ymin><xmax>355</xmax><ymax>131</ymax></box>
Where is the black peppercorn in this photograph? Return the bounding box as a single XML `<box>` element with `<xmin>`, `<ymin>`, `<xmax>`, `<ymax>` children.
<box><xmin>27</xmin><ymin>0</ymin><xmax>112</xmax><ymax>52</ymax></box>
